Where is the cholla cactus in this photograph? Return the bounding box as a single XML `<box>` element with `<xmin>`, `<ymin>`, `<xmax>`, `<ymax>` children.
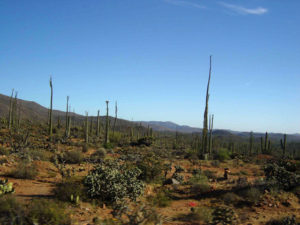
<box><xmin>84</xmin><ymin>160</ymin><xmax>144</xmax><ymax>203</ymax></box>
<box><xmin>0</xmin><ymin>179</ymin><xmax>14</xmax><ymax>195</ymax></box>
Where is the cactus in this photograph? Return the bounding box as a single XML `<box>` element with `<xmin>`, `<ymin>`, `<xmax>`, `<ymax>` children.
<box><xmin>112</xmin><ymin>101</ymin><xmax>118</xmax><ymax>137</ymax></box>
<box><xmin>104</xmin><ymin>101</ymin><xmax>110</xmax><ymax>145</ymax></box>
<box><xmin>49</xmin><ymin>76</ymin><xmax>53</xmax><ymax>137</ymax></box>
<box><xmin>90</xmin><ymin>117</ymin><xmax>93</xmax><ymax>135</ymax></box>
<box><xmin>57</xmin><ymin>116</ymin><xmax>61</xmax><ymax>129</ymax></box>
<box><xmin>85</xmin><ymin>112</ymin><xmax>89</xmax><ymax>143</ymax></box>
<box><xmin>0</xmin><ymin>179</ymin><xmax>14</xmax><ymax>195</ymax></box>
<box><xmin>65</xmin><ymin>96</ymin><xmax>69</xmax><ymax>135</ymax></box>
<box><xmin>249</xmin><ymin>131</ymin><xmax>253</xmax><ymax>155</ymax></box>
<box><xmin>12</xmin><ymin>91</ymin><xmax>18</xmax><ymax>127</ymax></box>
<box><xmin>208</xmin><ymin>114</ymin><xmax>214</xmax><ymax>155</ymax></box>
<box><xmin>8</xmin><ymin>89</ymin><xmax>14</xmax><ymax>129</ymax></box>
<box><xmin>67</xmin><ymin>116</ymin><xmax>71</xmax><ymax>137</ymax></box>
<box><xmin>96</xmin><ymin>110</ymin><xmax>100</xmax><ymax>137</ymax></box>
<box><xmin>280</xmin><ymin>134</ymin><xmax>287</xmax><ymax>157</ymax></box>
<box><xmin>201</xmin><ymin>56</ymin><xmax>212</xmax><ymax>157</ymax></box>
<box><xmin>261</xmin><ymin>132</ymin><xmax>271</xmax><ymax>154</ymax></box>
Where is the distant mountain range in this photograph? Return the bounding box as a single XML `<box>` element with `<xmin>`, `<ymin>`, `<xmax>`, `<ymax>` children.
<box><xmin>1</xmin><ymin>93</ymin><xmax>299</xmax><ymax>142</ymax></box>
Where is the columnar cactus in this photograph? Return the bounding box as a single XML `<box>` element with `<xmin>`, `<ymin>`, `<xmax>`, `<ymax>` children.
<box><xmin>201</xmin><ymin>56</ymin><xmax>212</xmax><ymax>157</ymax></box>
<box><xmin>249</xmin><ymin>131</ymin><xmax>253</xmax><ymax>155</ymax></box>
<box><xmin>49</xmin><ymin>77</ymin><xmax>53</xmax><ymax>137</ymax></box>
<box><xmin>105</xmin><ymin>101</ymin><xmax>110</xmax><ymax>145</ymax></box>
<box><xmin>85</xmin><ymin>112</ymin><xmax>89</xmax><ymax>143</ymax></box>
<box><xmin>208</xmin><ymin>114</ymin><xmax>214</xmax><ymax>155</ymax></box>
<box><xmin>96</xmin><ymin>110</ymin><xmax>100</xmax><ymax>137</ymax></box>
<box><xmin>8</xmin><ymin>89</ymin><xmax>14</xmax><ymax>129</ymax></box>
<box><xmin>260</xmin><ymin>132</ymin><xmax>271</xmax><ymax>154</ymax></box>
<box><xmin>112</xmin><ymin>101</ymin><xmax>118</xmax><ymax>137</ymax></box>
<box><xmin>65</xmin><ymin>96</ymin><xmax>69</xmax><ymax>134</ymax></box>
<box><xmin>280</xmin><ymin>134</ymin><xmax>287</xmax><ymax>157</ymax></box>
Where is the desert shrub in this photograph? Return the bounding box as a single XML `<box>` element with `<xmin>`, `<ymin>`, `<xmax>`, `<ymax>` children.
<box><xmin>28</xmin><ymin>199</ymin><xmax>71</xmax><ymax>225</ymax></box>
<box><xmin>84</xmin><ymin>160</ymin><xmax>144</xmax><ymax>203</ymax></box>
<box><xmin>0</xmin><ymin>195</ymin><xmax>27</xmax><ymax>225</ymax></box>
<box><xmin>136</xmin><ymin>137</ymin><xmax>154</xmax><ymax>146</ymax></box>
<box><xmin>191</xmin><ymin>206</ymin><xmax>213</xmax><ymax>223</ymax></box>
<box><xmin>10</xmin><ymin>161</ymin><xmax>38</xmax><ymax>179</ymax></box>
<box><xmin>136</xmin><ymin>153</ymin><xmax>164</xmax><ymax>183</ymax></box>
<box><xmin>110</xmin><ymin>132</ymin><xmax>122</xmax><ymax>144</ymax></box>
<box><xmin>0</xmin><ymin>147</ymin><xmax>10</xmax><ymax>156</ymax></box>
<box><xmin>211</xmin><ymin>206</ymin><xmax>239</xmax><ymax>225</ymax></box>
<box><xmin>203</xmin><ymin>170</ymin><xmax>217</xmax><ymax>180</ymax></box>
<box><xmin>90</xmin><ymin>148</ymin><xmax>106</xmax><ymax>162</ymax></box>
<box><xmin>189</xmin><ymin>171</ymin><xmax>208</xmax><ymax>185</ymax></box>
<box><xmin>64</xmin><ymin>150</ymin><xmax>83</xmax><ymax>164</ymax></box>
<box><xmin>112</xmin><ymin>200</ymin><xmax>161</xmax><ymax>225</ymax></box>
<box><xmin>171</xmin><ymin>172</ymin><xmax>184</xmax><ymax>184</ymax></box>
<box><xmin>239</xmin><ymin>187</ymin><xmax>262</xmax><ymax>204</ymax></box>
<box><xmin>27</xmin><ymin>149</ymin><xmax>52</xmax><ymax>161</ymax></box>
<box><xmin>264</xmin><ymin>163</ymin><xmax>300</xmax><ymax>190</ymax></box>
<box><xmin>189</xmin><ymin>173</ymin><xmax>210</xmax><ymax>195</ymax></box>
<box><xmin>266</xmin><ymin>215</ymin><xmax>297</xmax><ymax>225</ymax></box>
<box><xmin>240</xmin><ymin>170</ymin><xmax>248</xmax><ymax>176</ymax></box>
<box><xmin>81</xmin><ymin>144</ymin><xmax>89</xmax><ymax>153</ymax></box>
<box><xmin>53</xmin><ymin>178</ymin><xmax>87</xmax><ymax>203</ymax></box>
<box><xmin>210</xmin><ymin>160</ymin><xmax>220</xmax><ymax>167</ymax></box>
<box><xmin>174</xmin><ymin>165</ymin><xmax>184</xmax><ymax>173</ymax></box>
<box><xmin>215</xmin><ymin>148</ymin><xmax>230</xmax><ymax>162</ymax></box>
<box><xmin>148</xmin><ymin>189</ymin><xmax>171</xmax><ymax>207</ymax></box>
<box><xmin>222</xmin><ymin>192</ymin><xmax>241</xmax><ymax>205</ymax></box>
<box><xmin>291</xmin><ymin>186</ymin><xmax>300</xmax><ymax>198</ymax></box>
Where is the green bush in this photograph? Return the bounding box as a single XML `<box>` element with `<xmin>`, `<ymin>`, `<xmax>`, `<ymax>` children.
<box><xmin>0</xmin><ymin>197</ymin><xmax>71</xmax><ymax>225</ymax></box>
<box><xmin>10</xmin><ymin>161</ymin><xmax>38</xmax><ymax>179</ymax></box>
<box><xmin>136</xmin><ymin>154</ymin><xmax>164</xmax><ymax>183</ymax></box>
<box><xmin>215</xmin><ymin>148</ymin><xmax>230</xmax><ymax>162</ymax></box>
<box><xmin>84</xmin><ymin>160</ymin><xmax>144</xmax><ymax>203</ymax></box>
<box><xmin>239</xmin><ymin>187</ymin><xmax>262</xmax><ymax>204</ymax></box>
<box><xmin>53</xmin><ymin>178</ymin><xmax>87</xmax><ymax>202</ymax></box>
<box><xmin>222</xmin><ymin>192</ymin><xmax>241</xmax><ymax>205</ymax></box>
<box><xmin>0</xmin><ymin>195</ymin><xmax>27</xmax><ymax>225</ymax></box>
<box><xmin>28</xmin><ymin>199</ymin><xmax>71</xmax><ymax>225</ymax></box>
<box><xmin>266</xmin><ymin>215</ymin><xmax>296</xmax><ymax>225</ymax></box>
<box><xmin>149</xmin><ymin>190</ymin><xmax>171</xmax><ymax>207</ymax></box>
<box><xmin>64</xmin><ymin>150</ymin><xmax>83</xmax><ymax>164</ymax></box>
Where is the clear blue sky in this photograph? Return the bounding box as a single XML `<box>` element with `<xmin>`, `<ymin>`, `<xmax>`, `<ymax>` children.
<box><xmin>1</xmin><ymin>0</ymin><xmax>299</xmax><ymax>133</ymax></box>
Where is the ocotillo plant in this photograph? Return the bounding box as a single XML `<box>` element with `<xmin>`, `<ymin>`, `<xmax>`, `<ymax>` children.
<box><xmin>201</xmin><ymin>55</ymin><xmax>212</xmax><ymax>157</ymax></box>
<box><xmin>85</xmin><ymin>112</ymin><xmax>89</xmax><ymax>143</ymax></box>
<box><xmin>96</xmin><ymin>110</ymin><xmax>100</xmax><ymax>137</ymax></box>
<box><xmin>260</xmin><ymin>132</ymin><xmax>271</xmax><ymax>154</ymax></box>
<box><xmin>49</xmin><ymin>77</ymin><xmax>53</xmax><ymax>137</ymax></box>
<box><xmin>104</xmin><ymin>101</ymin><xmax>110</xmax><ymax>145</ymax></box>
<box><xmin>249</xmin><ymin>131</ymin><xmax>254</xmax><ymax>155</ymax></box>
<box><xmin>8</xmin><ymin>89</ymin><xmax>14</xmax><ymax>130</ymax></box>
<box><xmin>280</xmin><ymin>134</ymin><xmax>287</xmax><ymax>157</ymax></box>
<box><xmin>208</xmin><ymin>114</ymin><xmax>214</xmax><ymax>155</ymax></box>
<box><xmin>112</xmin><ymin>101</ymin><xmax>118</xmax><ymax>137</ymax></box>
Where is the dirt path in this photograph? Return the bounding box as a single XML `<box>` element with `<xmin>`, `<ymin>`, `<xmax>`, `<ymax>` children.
<box><xmin>1</xmin><ymin>177</ymin><xmax>55</xmax><ymax>202</ymax></box>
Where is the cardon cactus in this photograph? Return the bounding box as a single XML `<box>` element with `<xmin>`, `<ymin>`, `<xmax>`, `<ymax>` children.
<box><xmin>0</xmin><ymin>179</ymin><xmax>14</xmax><ymax>195</ymax></box>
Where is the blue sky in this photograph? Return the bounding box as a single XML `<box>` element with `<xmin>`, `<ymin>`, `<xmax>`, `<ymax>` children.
<box><xmin>0</xmin><ymin>0</ymin><xmax>299</xmax><ymax>133</ymax></box>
